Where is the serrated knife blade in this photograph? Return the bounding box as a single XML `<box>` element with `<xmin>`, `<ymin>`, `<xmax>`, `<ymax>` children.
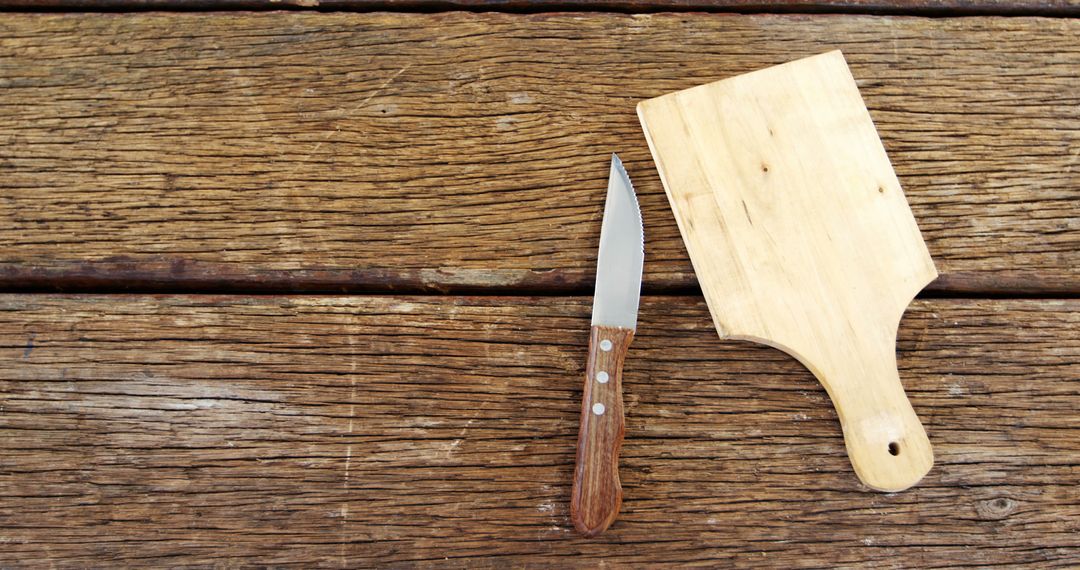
<box><xmin>571</xmin><ymin>153</ymin><xmax>644</xmax><ymax>538</ymax></box>
<box><xmin>591</xmin><ymin>154</ymin><xmax>645</xmax><ymax>330</ymax></box>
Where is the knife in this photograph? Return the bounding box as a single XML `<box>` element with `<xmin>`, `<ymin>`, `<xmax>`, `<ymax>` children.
<box><xmin>571</xmin><ymin>153</ymin><xmax>644</xmax><ymax>537</ymax></box>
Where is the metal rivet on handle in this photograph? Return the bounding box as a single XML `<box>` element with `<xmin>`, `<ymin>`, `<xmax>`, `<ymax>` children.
<box><xmin>600</xmin><ymin>339</ymin><xmax>613</xmax><ymax>351</ymax></box>
<box><xmin>592</xmin><ymin>403</ymin><xmax>606</xmax><ymax>415</ymax></box>
<box><xmin>596</xmin><ymin>371</ymin><xmax>609</xmax><ymax>384</ymax></box>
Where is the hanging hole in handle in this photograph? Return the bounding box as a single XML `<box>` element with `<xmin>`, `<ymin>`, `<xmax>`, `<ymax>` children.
<box><xmin>888</xmin><ymin>441</ymin><xmax>900</xmax><ymax>456</ymax></box>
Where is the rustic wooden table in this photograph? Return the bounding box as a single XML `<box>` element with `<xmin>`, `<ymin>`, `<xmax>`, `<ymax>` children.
<box><xmin>0</xmin><ymin>2</ymin><xmax>1077</xmax><ymax>567</ymax></box>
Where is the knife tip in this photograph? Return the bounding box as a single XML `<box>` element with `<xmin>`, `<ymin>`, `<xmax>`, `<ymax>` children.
<box><xmin>606</xmin><ymin>152</ymin><xmax>643</xmax><ymax>250</ymax></box>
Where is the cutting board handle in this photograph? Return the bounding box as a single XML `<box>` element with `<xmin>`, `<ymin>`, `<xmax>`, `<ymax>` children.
<box><xmin>795</xmin><ymin>331</ymin><xmax>933</xmax><ymax>492</ymax></box>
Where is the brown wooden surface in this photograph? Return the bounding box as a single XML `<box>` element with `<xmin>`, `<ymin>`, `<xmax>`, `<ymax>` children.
<box><xmin>1</xmin><ymin>4</ymin><xmax>1077</xmax><ymax>567</ymax></box>
<box><xmin>1</xmin><ymin>13</ymin><xmax>1077</xmax><ymax>295</ymax></box>
<box><xmin>0</xmin><ymin>0</ymin><xmax>1077</xmax><ymax>16</ymax></box>
<box><xmin>0</xmin><ymin>295</ymin><xmax>1077</xmax><ymax>567</ymax></box>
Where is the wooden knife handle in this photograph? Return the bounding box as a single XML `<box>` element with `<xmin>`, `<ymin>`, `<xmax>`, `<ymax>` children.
<box><xmin>571</xmin><ymin>325</ymin><xmax>634</xmax><ymax>537</ymax></box>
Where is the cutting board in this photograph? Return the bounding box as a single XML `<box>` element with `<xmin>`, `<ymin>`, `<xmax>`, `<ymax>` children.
<box><xmin>637</xmin><ymin>51</ymin><xmax>937</xmax><ymax>492</ymax></box>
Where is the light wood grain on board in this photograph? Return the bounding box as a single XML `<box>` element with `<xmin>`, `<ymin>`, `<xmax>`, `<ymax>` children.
<box><xmin>1</xmin><ymin>295</ymin><xmax>1077</xmax><ymax>566</ymax></box>
<box><xmin>0</xmin><ymin>13</ymin><xmax>1076</xmax><ymax>294</ymax></box>
<box><xmin>639</xmin><ymin>50</ymin><xmax>939</xmax><ymax>491</ymax></box>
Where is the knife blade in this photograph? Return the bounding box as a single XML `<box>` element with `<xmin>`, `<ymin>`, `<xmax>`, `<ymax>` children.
<box><xmin>571</xmin><ymin>153</ymin><xmax>644</xmax><ymax>537</ymax></box>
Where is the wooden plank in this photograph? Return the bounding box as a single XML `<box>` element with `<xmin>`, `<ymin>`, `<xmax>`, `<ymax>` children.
<box><xmin>1</xmin><ymin>295</ymin><xmax>1077</xmax><ymax>567</ymax></box>
<box><xmin>0</xmin><ymin>13</ymin><xmax>1076</xmax><ymax>294</ymax></box>
<box><xmin>0</xmin><ymin>0</ymin><xmax>1077</xmax><ymax>16</ymax></box>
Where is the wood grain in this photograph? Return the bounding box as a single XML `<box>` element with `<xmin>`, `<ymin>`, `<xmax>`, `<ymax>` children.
<box><xmin>1</xmin><ymin>295</ymin><xmax>1077</xmax><ymax>567</ymax></box>
<box><xmin>640</xmin><ymin>51</ymin><xmax>937</xmax><ymax>491</ymax></box>
<box><xmin>0</xmin><ymin>13</ymin><xmax>1076</xmax><ymax>294</ymax></box>
<box><xmin>0</xmin><ymin>0</ymin><xmax>1076</xmax><ymax>16</ymax></box>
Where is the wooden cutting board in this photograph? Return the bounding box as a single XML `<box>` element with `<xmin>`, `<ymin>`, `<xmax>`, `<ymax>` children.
<box><xmin>637</xmin><ymin>50</ymin><xmax>937</xmax><ymax>492</ymax></box>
